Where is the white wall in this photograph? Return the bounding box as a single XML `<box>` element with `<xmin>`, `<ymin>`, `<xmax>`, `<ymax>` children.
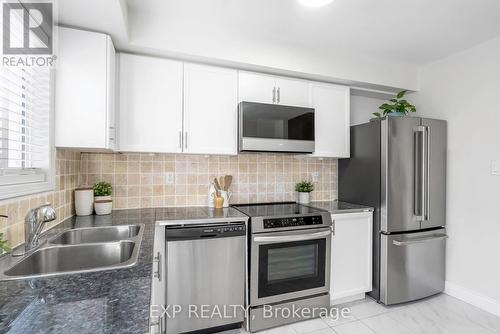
<box><xmin>413</xmin><ymin>36</ymin><xmax>500</xmax><ymax>313</ymax></box>
<box><xmin>350</xmin><ymin>95</ymin><xmax>385</xmax><ymax>125</ymax></box>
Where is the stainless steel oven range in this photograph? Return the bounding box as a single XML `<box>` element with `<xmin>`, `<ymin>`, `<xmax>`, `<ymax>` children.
<box><xmin>233</xmin><ymin>203</ymin><xmax>333</xmax><ymax>332</ymax></box>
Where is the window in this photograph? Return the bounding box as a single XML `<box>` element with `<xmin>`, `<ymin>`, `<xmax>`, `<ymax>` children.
<box><xmin>0</xmin><ymin>12</ymin><xmax>54</xmax><ymax>199</ymax></box>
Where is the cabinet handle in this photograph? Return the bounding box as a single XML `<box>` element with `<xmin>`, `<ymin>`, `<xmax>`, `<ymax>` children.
<box><xmin>109</xmin><ymin>126</ymin><xmax>116</xmax><ymax>143</ymax></box>
<box><xmin>272</xmin><ymin>87</ymin><xmax>276</xmax><ymax>103</ymax></box>
<box><xmin>277</xmin><ymin>87</ymin><xmax>280</xmax><ymax>103</ymax></box>
<box><xmin>184</xmin><ymin>131</ymin><xmax>188</xmax><ymax>149</ymax></box>
<box><xmin>179</xmin><ymin>131</ymin><xmax>182</xmax><ymax>149</ymax></box>
<box><xmin>150</xmin><ymin>317</ymin><xmax>163</xmax><ymax>334</ymax></box>
<box><xmin>153</xmin><ymin>252</ymin><xmax>161</xmax><ymax>281</ymax></box>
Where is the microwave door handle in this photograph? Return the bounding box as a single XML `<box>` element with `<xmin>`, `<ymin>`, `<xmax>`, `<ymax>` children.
<box><xmin>253</xmin><ymin>230</ymin><xmax>331</xmax><ymax>243</ymax></box>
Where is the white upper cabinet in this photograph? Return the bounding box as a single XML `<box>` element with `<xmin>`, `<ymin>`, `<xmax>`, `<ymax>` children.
<box><xmin>330</xmin><ymin>212</ymin><xmax>373</xmax><ymax>304</ymax></box>
<box><xmin>238</xmin><ymin>72</ymin><xmax>277</xmax><ymax>104</ymax></box>
<box><xmin>183</xmin><ymin>64</ymin><xmax>238</xmax><ymax>155</ymax></box>
<box><xmin>239</xmin><ymin>71</ymin><xmax>311</xmax><ymax>107</ymax></box>
<box><xmin>55</xmin><ymin>27</ymin><xmax>116</xmax><ymax>150</ymax></box>
<box><xmin>275</xmin><ymin>77</ymin><xmax>312</xmax><ymax>107</ymax></box>
<box><xmin>311</xmin><ymin>83</ymin><xmax>350</xmax><ymax>158</ymax></box>
<box><xmin>118</xmin><ymin>54</ymin><xmax>183</xmax><ymax>153</ymax></box>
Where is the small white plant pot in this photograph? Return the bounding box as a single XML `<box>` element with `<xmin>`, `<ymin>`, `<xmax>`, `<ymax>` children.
<box><xmin>94</xmin><ymin>200</ymin><xmax>113</xmax><ymax>215</ymax></box>
<box><xmin>75</xmin><ymin>188</ymin><xmax>94</xmax><ymax>216</ymax></box>
<box><xmin>298</xmin><ymin>192</ymin><xmax>311</xmax><ymax>204</ymax></box>
<box><xmin>95</xmin><ymin>195</ymin><xmax>112</xmax><ymax>201</ymax></box>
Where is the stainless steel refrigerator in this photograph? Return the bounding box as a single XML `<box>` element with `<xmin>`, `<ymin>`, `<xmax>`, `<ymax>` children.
<box><xmin>339</xmin><ymin>117</ymin><xmax>447</xmax><ymax>305</ymax></box>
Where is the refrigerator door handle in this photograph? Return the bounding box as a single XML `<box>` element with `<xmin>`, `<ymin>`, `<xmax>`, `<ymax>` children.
<box><xmin>414</xmin><ymin>127</ymin><xmax>426</xmax><ymax>221</ymax></box>
<box><xmin>392</xmin><ymin>233</ymin><xmax>448</xmax><ymax>246</ymax></box>
<box><xmin>424</xmin><ymin>126</ymin><xmax>431</xmax><ymax>221</ymax></box>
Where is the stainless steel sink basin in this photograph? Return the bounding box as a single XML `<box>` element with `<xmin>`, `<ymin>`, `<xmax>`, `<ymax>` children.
<box><xmin>4</xmin><ymin>241</ymin><xmax>137</xmax><ymax>278</ymax></box>
<box><xmin>49</xmin><ymin>225</ymin><xmax>141</xmax><ymax>245</ymax></box>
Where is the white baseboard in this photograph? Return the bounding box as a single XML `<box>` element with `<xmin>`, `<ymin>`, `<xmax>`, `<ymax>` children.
<box><xmin>331</xmin><ymin>293</ymin><xmax>366</xmax><ymax>305</ymax></box>
<box><xmin>445</xmin><ymin>281</ymin><xmax>500</xmax><ymax>317</ymax></box>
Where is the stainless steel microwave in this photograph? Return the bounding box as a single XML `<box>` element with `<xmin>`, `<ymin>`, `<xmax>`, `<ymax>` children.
<box><xmin>238</xmin><ymin>101</ymin><xmax>315</xmax><ymax>153</ymax></box>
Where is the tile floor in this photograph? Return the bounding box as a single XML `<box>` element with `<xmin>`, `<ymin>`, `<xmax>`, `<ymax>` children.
<box><xmin>219</xmin><ymin>294</ymin><xmax>500</xmax><ymax>334</ymax></box>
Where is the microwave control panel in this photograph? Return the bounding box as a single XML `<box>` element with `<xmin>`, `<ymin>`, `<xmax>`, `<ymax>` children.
<box><xmin>263</xmin><ymin>215</ymin><xmax>323</xmax><ymax>229</ymax></box>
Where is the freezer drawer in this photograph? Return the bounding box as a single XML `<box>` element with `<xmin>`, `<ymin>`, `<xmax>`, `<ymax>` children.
<box><xmin>380</xmin><ymin>228</ymin><xmax>446</xmax><ymax>305</ymax></box>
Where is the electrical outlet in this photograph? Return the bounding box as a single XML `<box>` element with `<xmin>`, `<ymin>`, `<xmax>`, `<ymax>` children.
<box><xmin>165</xmin><ymin>172</ymin><xmax>175</xmax><ymax>184</ymax></box>
<box><xmin>311</xmin><ymin>172</ymin><xmax>320</xmax><ymax>182</ymax></box>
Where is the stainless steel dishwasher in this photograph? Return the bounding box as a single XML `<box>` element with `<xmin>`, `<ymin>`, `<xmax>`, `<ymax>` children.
<box><xmin>150</xmin><ymin>221</ymin><xmax>246</xmax><ymax>334</ymax></box>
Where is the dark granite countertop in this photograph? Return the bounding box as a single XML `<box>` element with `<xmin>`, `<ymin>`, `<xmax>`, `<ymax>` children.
<box><xmin>0</xmin><ymin>206</ymin><xmax>250</xmax><ymax>334</ymax></box>
<box><xmin>0</xmin><ymin>209</ymin><xmax>155</xmax><ymax>334</ymax></box>
<box><xmin>309</xmin><ymin>200</ymin><xmax>374</xmax><ymax>214</ymax></box>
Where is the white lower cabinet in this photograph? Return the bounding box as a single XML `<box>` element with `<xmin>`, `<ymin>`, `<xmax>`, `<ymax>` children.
<box><xmin>330</xmin><ymin>211</ymin><xmax>373</xmax><ymax>304</ymax></box>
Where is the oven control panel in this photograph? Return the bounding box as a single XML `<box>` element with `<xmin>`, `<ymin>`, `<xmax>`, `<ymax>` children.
<box><xmin>263</xmin><ymin>215</ymin><xmax>323</xmax><ymax>229</ymax></box>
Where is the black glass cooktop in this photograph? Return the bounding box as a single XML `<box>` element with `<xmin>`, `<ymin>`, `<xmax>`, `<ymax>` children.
<box><xmin>232</xmin><ymin>202</ymin><xmax>326</xmax><ymax>217</ymax></box>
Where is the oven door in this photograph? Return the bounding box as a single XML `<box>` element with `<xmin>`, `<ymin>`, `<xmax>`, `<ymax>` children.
<box><xmin>250</xmin><ymin>227</ymin><xmax>331</xmax><ymax>306</ymax></box>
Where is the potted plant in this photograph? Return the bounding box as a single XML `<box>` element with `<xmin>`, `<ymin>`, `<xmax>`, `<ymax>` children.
<box><xmin>94</xmin><ymin>181</ymin><xmax>113</xmax><ymax>215</ymax></box>
<box><xmin>295</xmin><ymin>180</ymin><xmax>314</xmax><ymax>204</ymax></box>
<box><xmin>373</xmin><ymin>90</ymin><xmax>417</xmax><ymax>118</ymax></box>
<box><xmin>0</xmin><ymin>232</ymin><xmax>11</xmax><ymax>255</ymax></box>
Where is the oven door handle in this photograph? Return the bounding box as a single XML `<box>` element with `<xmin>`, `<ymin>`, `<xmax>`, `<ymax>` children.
<box><xmin>253</xmin><ymin>230</ymin><xmax>331</xmax><ymax>243</ymax></box>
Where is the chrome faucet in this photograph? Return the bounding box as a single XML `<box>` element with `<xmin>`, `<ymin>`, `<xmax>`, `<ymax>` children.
<box><xmin>24</xmin><ymin>204</ymin><xmax>56</xmax><ymax>252</ymax></box>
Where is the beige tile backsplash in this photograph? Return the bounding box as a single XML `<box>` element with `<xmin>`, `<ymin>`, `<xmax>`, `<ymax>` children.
<box><xmin>79</xmin><ymin>153</ymin><xmax>338</xmax><ymax>209</ymax></box>
<box><xmin>0</xmin><ymin>149</ymin><xmax>80</xmax><ymax>248</ymax></box>
<box><xmin>0</xmin><ymin>150</ymin><xmax>337</xmax><ymax>249</ymax></box>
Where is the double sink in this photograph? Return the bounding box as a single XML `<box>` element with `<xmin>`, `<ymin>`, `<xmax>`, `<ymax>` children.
<box><xmin>0</xmin><ymin>224</ymin><xmax>144</xmax><ymax>281</ymax></box>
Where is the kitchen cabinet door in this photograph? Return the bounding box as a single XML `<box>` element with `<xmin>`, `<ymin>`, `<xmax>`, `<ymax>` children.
<box><xmin>183</xmin><ymin>64</ymin><xmax>238</xmax><ymax>155</ymax></box>
<box><xmin>238</xmin><ymin>71</ymin><xmax>277</xmax><ymax>104</ymax></box>
<box><xmin>330</xmin><ymin>212</ymin><xmax>373</xmax><ymax>305</ymax></box>
<box><xmin>118</xmin><ymin>54</ymin><xmax>183</xmax><ymax>153</ymax></box>
<box><xmin>55</xmin><ymin>27</ymin><xmax>116</xmax><ymax>150</ymax></box>
<box><xmin>275</xmin><ymin>77</ymin><xmax>312</xmax><ymax>107</ymax></box>
<box><xmin>311</xmin><ymin>83</ymin><xmax>350</xmax><ymax>158</ymax></box>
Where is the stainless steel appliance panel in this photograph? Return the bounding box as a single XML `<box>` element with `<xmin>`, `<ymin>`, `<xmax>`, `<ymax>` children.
<box><xmin>248</xmin><ymin>294</ymin><xmax>330</xmax><ymax>332</ymax></box>
<box><xmin>420</xmin><ymin>118</ymin><xmax>447</xmax><ymax>230</ymax></box>
<box><xmin>380</xmin><ymin>228</ymin><xmax>446</xmax><ymax>305</ymax></box>
<box><xmin>381</xmin><ymin>117</ymin><xmax>422</xmax><ymax>233</ymax></box>
<box><xmin>250</xmin><ymin>227</ymin><xmax>331</xmax><ymax>306</ymax></box>
<box><xmin>166</xmin><ymin>234</ymin><xmax>245</xmax><ymax>334</ymax></box>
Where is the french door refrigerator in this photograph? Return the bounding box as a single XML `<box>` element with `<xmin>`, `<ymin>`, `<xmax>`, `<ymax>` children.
<box><xmin>339</xmin><ymin>117</ymin><xmax>447</xmax><ymax>305</ymax></box>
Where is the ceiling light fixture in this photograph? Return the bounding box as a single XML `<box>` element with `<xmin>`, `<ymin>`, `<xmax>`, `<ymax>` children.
<box><xmin>298</xmin><ymin>0</ymin><xmax>335</xmax><ymax>8</ymax></box>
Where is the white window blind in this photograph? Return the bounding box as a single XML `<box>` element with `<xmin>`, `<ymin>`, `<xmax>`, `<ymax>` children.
<box><xmin>0</xmin><ymin>7</ymin><xmax>53</xmax><ymax>198</ymax></box>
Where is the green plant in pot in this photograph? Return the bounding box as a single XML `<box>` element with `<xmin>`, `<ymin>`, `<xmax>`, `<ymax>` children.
<box><xmin>94</xmin><ymin>181</ymin><xmax>113</xmax><ymax>215</ymax></box>
<box><xmin>373</xmin><ymin>90</ymin><xmax>417</xmax><ymax>118</ymax></box>
<box><xmin>0</xmin><ymin>233</ymin><xmax>11</xmax><ymax>255</ymax></box>
<box><xmin>295</xmin><ymin>180</ymin><xmax>314</xmax><ymax>204</ymax></box>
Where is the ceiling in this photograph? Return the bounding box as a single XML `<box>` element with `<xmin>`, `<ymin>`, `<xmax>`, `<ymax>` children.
<box><xmin>58</xmin><ymin>0</ymin><xmax>500</xmax><ymax>91</ymax></box>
